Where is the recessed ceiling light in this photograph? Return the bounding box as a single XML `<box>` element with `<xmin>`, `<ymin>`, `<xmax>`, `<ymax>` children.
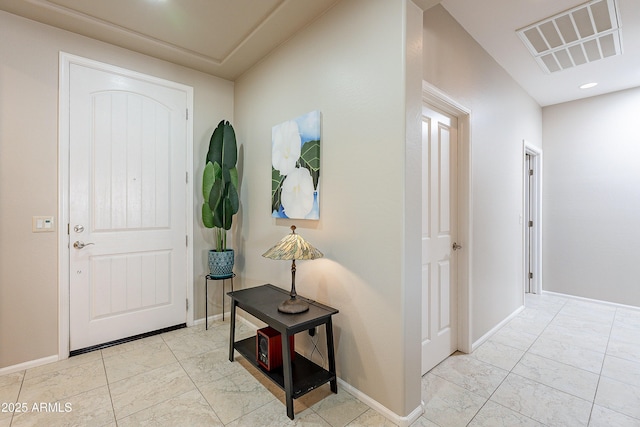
<box><xmin>580</xmin><ymin>82</ymin><xmax>598</xmax><ymax>89</ymax></box>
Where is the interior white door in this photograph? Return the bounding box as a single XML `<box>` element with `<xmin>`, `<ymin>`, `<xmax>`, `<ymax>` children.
<box><xmin>421</xmin><ymin>105</ymin><xmax>458</xmax><ymax>375</ymax></box>
<box><xmin>69</xmin><ymin>62</ymin><xmax>188</xmax><ymax>351</ymax></box>
<box><xmin>525</xmin><ymin>153</ymin><xmax>532</xmax><ymax>294</ymax></box>
<box><xmin>523</xmin><ymin>145</ymin><xmax>541</xmax><ymax>295</ymax></box>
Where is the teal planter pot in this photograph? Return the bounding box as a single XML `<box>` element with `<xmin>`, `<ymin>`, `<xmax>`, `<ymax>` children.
<box><xmin>208</xmin><ymin>249</ymin><xmax>234</xmax><ymax>278</ymax></box>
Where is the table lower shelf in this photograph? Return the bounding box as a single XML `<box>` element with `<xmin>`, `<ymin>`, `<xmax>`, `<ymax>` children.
<box><xmin>234</xmin><ymin>336</ymin><xmax>336</xmax><ymax>399</ymax></box>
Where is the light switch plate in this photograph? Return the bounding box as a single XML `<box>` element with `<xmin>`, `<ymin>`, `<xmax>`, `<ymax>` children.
<box><xmin>32</xmin><ymin>216</ymin><xmax>55</xmax><ymax>232</ymax></box>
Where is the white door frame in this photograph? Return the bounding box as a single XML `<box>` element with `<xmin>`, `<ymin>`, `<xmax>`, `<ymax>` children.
<box><xmin>58</xmin><ymin>52</ymin><xmax>194</xmax><ymax>359</ymax></box>
<box><xmin>423</xmin><ymin>81</ymin><xmax>472</xmax><ymax>353</ymax></box>
<box><xmin>523</xmin><ymin>141</ymin><xmax>542</xmax><ymax>295</ymax></box>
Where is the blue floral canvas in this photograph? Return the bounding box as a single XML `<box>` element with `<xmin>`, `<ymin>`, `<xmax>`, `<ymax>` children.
<box><xmin>271</xmin><ymin>110</ymin><xmax>320</xmax><ymax>219</ymax></box>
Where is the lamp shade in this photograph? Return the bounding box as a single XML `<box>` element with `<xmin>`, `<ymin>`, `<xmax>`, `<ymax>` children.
<box><xmin>262</xmin><ymin>225</ymin><xmax>323</xmax><ymax>261</ymax></box>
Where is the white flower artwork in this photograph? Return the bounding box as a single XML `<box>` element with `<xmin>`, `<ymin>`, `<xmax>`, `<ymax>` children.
<box><xmin>271</xmin><ymin>120</ymin><xmax>301</xmax><ymax>176</ymax></box>
<box><xmin>271</xmin><ymin>111</ymin><xmax>320</xmax><ymax>219</ymax></box>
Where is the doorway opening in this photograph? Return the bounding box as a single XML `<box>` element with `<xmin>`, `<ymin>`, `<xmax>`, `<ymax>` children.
<box><xmin>524</xmin><ymin>142</ymin><xmax>542</xmax><ymax>295</ymax></box>
<box><xmin>420</xmin><ymin>104</ymin><xmax>459</xmax><ymax>375</ymax></box>
<box><xmin>58</xmin><ymin>53</ymin><xmax>195</xmax><ymax>359</ymax></box>
<box><xmin>422</xmin><ymin>82</ymin><xmax>472</xmax><ymax>370</ymax></box>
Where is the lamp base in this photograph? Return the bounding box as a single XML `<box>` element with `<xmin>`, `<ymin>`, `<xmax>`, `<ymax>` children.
<box><xmin>278</xmin><ymin>297</ymin><xmax>309</xmax><ymax>314</ymax></box>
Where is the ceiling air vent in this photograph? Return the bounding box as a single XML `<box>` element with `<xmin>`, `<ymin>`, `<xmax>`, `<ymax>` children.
<box><xmin>517</xmin><ymin>0</ymin><xmax>622</xmax><ymax>73</ymax></box>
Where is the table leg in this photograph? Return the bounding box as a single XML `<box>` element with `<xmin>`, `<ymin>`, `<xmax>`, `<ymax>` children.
<box><xmin>282</xmin><ymin>333</ymin><xmax>294</xmax><ymax>419</ymax></box>
<box><xmin>228</xmin><ymin>300</ymin><xmax>237</xmax><ymax>362</ymax></box>
<box><xmin>223</xmin><ymin>276</ymin><xmax>234</xmax><ymax>321</ymax></box>
<box><xmin>326</xmin><ymin>318</ymin><xmax>337</xmax><ymax>393</ymax></box>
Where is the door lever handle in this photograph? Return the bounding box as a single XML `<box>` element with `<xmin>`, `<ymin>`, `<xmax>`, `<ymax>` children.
<box><xmin>73</xmin><ymin>241</ymin><xmax>95</xmax><ymax>249</ymax></box>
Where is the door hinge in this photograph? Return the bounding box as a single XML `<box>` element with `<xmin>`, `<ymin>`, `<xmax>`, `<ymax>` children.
<box><xmin>186</xmin><ymin>171</ymin><xmax>189</xmax><ymax>183</ymax></box>
<box><xmin>529</xmin><ymin>169</ymin><xmax>534</xmax><ymax>176</ymax></box>
<box><xmin>529</xmin><ymin>272</ymin><xmax>533</xmax><ymax>279</ymax></box>
<box><xmin>186</xmin><ymin>108</ymin><xmax>189</xmax><ymax>120</ymax></box>
<box><xmin>67</xmin><ymin>223</ymin><xmax>70</xmax><ymax>235</ymax></box>
<box><xmin>186</xmin><ymin>298</ymin><xmax>189</xmax><ymax>310</ymax></box>
<box><xmin>529</xmin><ymin>220</ymin><xmax>533</xmax><ymax>227</ymax></box>
<box><xmin>186</xmin><ymin>235</ymin><xmax>188</xmax><ymax>247</ymax></box>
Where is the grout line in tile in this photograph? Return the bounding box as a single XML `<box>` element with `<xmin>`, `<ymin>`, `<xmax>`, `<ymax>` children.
<box><xmin>172</xmin><ymin>350</ymin><xmax>224</xmax><ymax>425</ymax></box>
<box><xmin>584</xmin><ymin>307</ymin><xmax>618</xmax><ymax>427</ymax></box>
<box><xmin>9</xmin><ymin>372</ymin><xmax>25</xmax><ymax>427</ymax></box>
<box><xmin>99</xmin><ymin>351</ymin><xmax>117</xmax><ymax>426</ymax></box>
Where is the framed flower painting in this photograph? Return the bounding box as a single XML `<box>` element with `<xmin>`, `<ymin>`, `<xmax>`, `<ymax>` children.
<box><xmin>271</xmin><ymin>110</ymin><xmax>321</xmax><ymax>219</ymax></box>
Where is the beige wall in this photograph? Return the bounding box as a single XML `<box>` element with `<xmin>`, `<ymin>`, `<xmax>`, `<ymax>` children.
<box><xmin>234</xmin><ymin>0</ymin><xmax>422</xmax><ymax>418</ymax></box>
<box><xmin>0</xmin><ymin>10</ymin><xmax>234</xmax><ymax>368</ymax></box>
<box><xmin>543</xmin><ymin>87</ymin><xmax>640</xmax><ymax>306</ymax></box>
<box><xmin>423</xmin><ymin>6</ymin><xmax>543</xmax><ymax>342</ymax></box>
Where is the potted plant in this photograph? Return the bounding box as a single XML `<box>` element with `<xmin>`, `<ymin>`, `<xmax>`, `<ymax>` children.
<box><xmin>202</xmin><ymin>120</ymin><xmax>239</xmax><ymax>277</ymax></box>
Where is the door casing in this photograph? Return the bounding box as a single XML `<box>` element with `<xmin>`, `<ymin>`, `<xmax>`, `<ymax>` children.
<box><xmin>58</xmin><ymin>52</ymin><xmax>195</xmax><ymax>359</ymax></box>
<box><xmin>523</xmin><ymin>141</ymin><xmax>543</xmax><ymax>295</ymax></box>
<box><xmin>422</xmin><ymin>81</ymin><xmax>472</xmax><ymax>354</ymax></box>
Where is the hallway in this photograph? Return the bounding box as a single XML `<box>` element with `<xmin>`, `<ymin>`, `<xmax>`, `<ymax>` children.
<box><xmin>417</xmin><ymin>293</ymin><xmax>640</xmax><ymax>426</ymax></box>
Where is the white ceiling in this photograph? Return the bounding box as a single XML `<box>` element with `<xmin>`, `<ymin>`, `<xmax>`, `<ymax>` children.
<box><xmin>441</xmin><ymin>0</ymin><xmax>640</xmax><ymax>106</ymax></box>
<box><xmin>0</xmin><ymin>0</ymin><xmax>340</xmax><ymax>81</ymax></box>
<box><xmin>0</xmin><ymin>0</ymin><xmax>637</xmax><ymax>106</ymax></box>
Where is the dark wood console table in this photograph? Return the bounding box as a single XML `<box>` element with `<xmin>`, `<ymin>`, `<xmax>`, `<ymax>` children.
<box><xmin>227</xmin><ymin>284</ymin><xmax>339</xmax><ymax>420</ymax></box>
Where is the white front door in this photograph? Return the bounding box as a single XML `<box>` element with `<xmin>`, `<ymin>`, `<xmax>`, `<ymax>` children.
<box><xmin>421</xmin><ymin>105</ymin><xmax>458</xmax><ymax>375</ymax></box>
<box><xmin>68</xmin><ymin>61</ymin><xmax>189</xmax><ymax>351</ymax></box>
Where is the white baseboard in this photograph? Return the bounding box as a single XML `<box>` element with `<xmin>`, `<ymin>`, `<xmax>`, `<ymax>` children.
<box><xmin>337</xmin><ymin>378</ymin><xmax>423</xmax><ymax>427</ymax></box>
<box><xmin>193</xmin><ymin>312</ymin><xmax>229</xmax><ymax>326</ymax></box>
<box><xmin>471</xmin><ymin>304</ymin><xmax>525</xmax><ymax>351</ymax></box>
<box><xmin>542</xmin><ymin>290</ymin><xmax>640</xmax><ymax>311</ymax></box>
<box><xmin>0</xmin><ymin>355</ymin><xmax>59</xmax><ymax>376</ymax></box>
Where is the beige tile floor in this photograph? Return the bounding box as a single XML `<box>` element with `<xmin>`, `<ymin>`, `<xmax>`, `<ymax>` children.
<box><xmin>1</xmin><ymin>293</ymin><xmax>639</xmax><ymax>426</ymax></box>
<box><xmin>416</xmin><ymin>293</ymin><xmax>640</xmax><ymax>427</ymax></box>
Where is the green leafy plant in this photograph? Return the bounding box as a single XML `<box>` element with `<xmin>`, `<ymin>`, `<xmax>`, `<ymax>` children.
<box><xmin>202</xmin><ymin>120</ymin><xmax>239</xmax><ymax>252</ymax></box>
